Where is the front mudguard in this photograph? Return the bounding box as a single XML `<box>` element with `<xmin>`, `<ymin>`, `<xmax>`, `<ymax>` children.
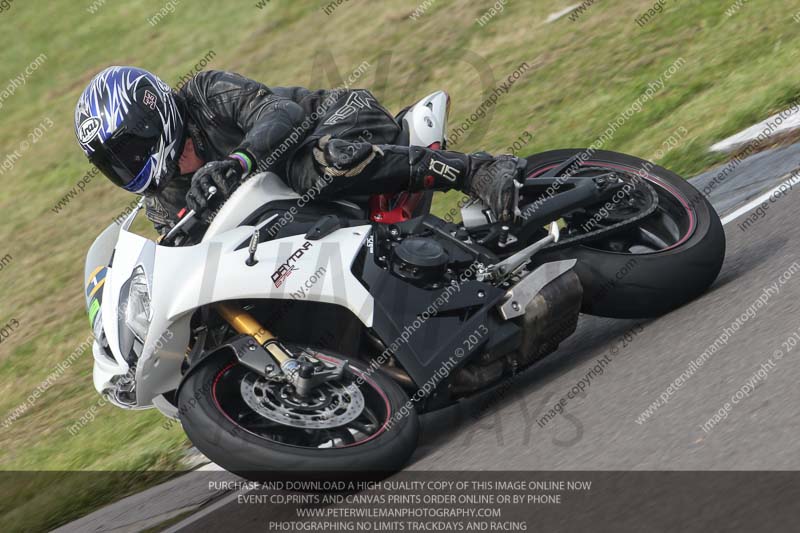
<box><xmin>175</xmin><ymin>334</ymin><xmax>279</xmax><ymax>406</ymax></box>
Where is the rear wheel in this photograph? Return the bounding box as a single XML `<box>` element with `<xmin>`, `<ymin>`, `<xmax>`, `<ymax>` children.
<box><xmin>178</xmin><ymin>345</ymin><xmax>418</xmax><ymax>479</ymax></box>
<box><xmin>524</xmin><ymin>149</ymin><xmax>725</xmax><ymax>318</ymax></box>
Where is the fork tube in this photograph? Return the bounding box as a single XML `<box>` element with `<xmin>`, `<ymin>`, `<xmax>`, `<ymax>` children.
<box><xmin>214</xmin><ymin>303</ymin><xmax>292</xmax><ymax>365</ymax></box>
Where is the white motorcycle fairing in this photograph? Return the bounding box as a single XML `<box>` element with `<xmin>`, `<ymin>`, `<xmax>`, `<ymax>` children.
<box><xmin>84</xmin><ymin>90</ymin><xmax>450</xmax><ymax>415</ymax></box>
<box><xmin>402</xmin><ymin>90</ymin><xmax>449</xmax><ymax>148</ymax></box>
<box><xmin>86</xmin><ymin>173</ymin><xmax>374</xmax><ymax>412</ymax></box>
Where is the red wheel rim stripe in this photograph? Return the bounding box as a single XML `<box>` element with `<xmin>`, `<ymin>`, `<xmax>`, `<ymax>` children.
<box><xmin>527</xmin><ymin>161</ymin><xmax>697</xmax><ymax>251</ymax></box>
<box><xmin>211</xmin><ymin>357</ymin><xmax>393</xmax><ymax>448</ymax></box>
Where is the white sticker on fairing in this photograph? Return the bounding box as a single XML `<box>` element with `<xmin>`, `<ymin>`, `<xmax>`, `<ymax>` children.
<box><xmin>78</xmin><ymin>117</ymin><xmax>102</xmax><ymax>145</ymax></box>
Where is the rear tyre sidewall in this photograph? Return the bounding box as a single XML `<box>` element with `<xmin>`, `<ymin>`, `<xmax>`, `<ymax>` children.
<box><xmin>526</xmin><ymin>149</ymin><xmax>726</xmax><ymax>318</ymax></box>
<box><xmin>178</xmin><ymin>351</ymin><xmax>419</xmax><ymax>480</ymax></box>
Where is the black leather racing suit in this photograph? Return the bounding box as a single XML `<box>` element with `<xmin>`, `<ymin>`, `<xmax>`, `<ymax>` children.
<box><xmin>144</xmin><ymin>70</ymin><xmax>520</xmax><ymax>233</ymax></box>
<box><xmin>144</xmin><ymin>70</ymin><xmax>402</xmax><ymax>234</ymax></box>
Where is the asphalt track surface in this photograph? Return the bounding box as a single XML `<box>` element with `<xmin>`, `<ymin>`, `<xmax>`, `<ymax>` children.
<box><xmin>56</xmin><ymin>144</ymin><xmax>800</xmax><ymax>532</ymax></box>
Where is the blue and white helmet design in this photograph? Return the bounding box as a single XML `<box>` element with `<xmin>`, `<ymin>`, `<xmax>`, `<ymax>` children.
<box><xmin>74</xmin><ymin>66</ymin><xmax>184</xmax><ymax>194</ymax></box>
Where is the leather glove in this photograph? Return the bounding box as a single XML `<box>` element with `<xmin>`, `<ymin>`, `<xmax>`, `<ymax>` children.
<box><xmin>466</xmin><ymin>154</ymin><xmax>526</xmax><ymax>222</ymax></box>
<box><xmin>185</xmin><ymin>157</ymin><xmax>247</xmax><ymax>217</ymax></box>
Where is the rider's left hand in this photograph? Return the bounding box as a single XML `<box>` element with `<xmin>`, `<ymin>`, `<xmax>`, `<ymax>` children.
<box><xmin>186</xmin><ymin>157</ymin><xmax>247</xmax><ymax>217</ymax></box>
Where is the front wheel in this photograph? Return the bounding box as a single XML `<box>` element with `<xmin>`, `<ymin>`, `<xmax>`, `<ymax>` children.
<box><xmin>178</xmin><ymin>346</ymin><xmax>418</xmax><ymax>479</ymax></box>
<box><xmin>525</xmin><ymin>149</ymin><xmax>726</xmax><ymax>318</ymax></box>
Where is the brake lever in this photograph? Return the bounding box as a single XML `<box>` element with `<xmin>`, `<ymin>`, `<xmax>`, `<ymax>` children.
<box><xmin>161</xmin><ymin>186</ymin><xmax>217</xmax><ymax>245</ymax></box>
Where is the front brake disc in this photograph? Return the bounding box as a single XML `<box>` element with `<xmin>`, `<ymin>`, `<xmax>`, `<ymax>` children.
<box><xmin>239</xmin><ymin>373</ymin><xmax>365</xmax><ymax>429</ymax></box>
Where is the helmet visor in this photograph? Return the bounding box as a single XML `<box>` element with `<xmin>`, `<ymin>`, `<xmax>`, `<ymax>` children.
<box><xmin>88</xmin><ymin>101</ymin><xmax>166</xmax><ymax>192</ymax></box>
<box><xmin>89</xmin><ymin>133</ymin><xmax>154</xmax><ymax>186</ymax></box>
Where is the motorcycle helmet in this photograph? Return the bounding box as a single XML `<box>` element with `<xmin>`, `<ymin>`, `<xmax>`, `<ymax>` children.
<box><xmin>74</xmin><ymin>66</ymin><xmax>184</xmax><ymax>194</ymax></box>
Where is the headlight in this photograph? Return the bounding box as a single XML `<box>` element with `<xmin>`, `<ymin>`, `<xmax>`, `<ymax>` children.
<box><xmin>125</xmin><ymin>266</ymin><xmax>152</xmax><ymax>342</ymax></box>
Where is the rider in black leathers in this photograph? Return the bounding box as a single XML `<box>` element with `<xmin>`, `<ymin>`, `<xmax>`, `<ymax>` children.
<box><xmin>74</xmin><ymin>68</ymin><xmax>525</xmax><ymax>234</ymax></box>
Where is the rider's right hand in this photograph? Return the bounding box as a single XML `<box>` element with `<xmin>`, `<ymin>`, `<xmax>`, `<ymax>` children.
<box><xmin>186</xmin><ymin>158</ymin><xmax>246</xmax><ymax>217</ymax></box>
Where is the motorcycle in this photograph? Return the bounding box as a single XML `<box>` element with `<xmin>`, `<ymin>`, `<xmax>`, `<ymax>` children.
<box><xmin>84</xmin><ymin>90</ymin><xmax>725</xmax><ymax>476</ymax></box>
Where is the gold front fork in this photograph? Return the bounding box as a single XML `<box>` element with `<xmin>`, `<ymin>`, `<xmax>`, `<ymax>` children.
<box><xmin>214</xmin><ymin>302</ymin><xmax>292</xmax><ymax>365</ymax></box>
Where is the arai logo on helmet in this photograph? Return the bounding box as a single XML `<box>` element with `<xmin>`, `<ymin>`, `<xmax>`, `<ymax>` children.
<box><xmin>78</xmin><ymin>117</ymin><xmax>102</xmax><ymax>145</ymax></box>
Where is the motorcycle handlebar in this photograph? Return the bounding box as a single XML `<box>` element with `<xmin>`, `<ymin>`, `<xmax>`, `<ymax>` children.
<box><xmin>161</xmin><ymin>186</ymin><xmax>217</xmax><ymax>246</ymax></box>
